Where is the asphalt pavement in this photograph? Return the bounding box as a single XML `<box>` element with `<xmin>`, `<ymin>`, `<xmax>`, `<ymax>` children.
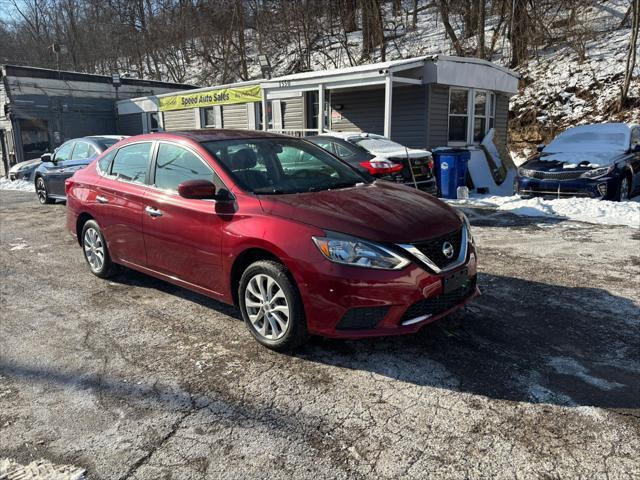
<box><xmin>1</xmin><ymin>190</ymin><xmax>639</xmax><ymax>479</ymax></box>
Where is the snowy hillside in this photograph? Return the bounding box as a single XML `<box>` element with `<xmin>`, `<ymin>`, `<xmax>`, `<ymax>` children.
<box><xmin>181</xmin><ymin>0</ymin><xmax>635</xmax><ymax>157</ymax></box>
<box><xmin>509</xmin><ymin>1</ymin><xmax>639</xmax><ymax>156</ymax></box>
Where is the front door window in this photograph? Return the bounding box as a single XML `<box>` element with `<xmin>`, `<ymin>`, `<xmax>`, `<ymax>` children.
<box><xmin>153</xmin><ymin>143</ymin><xmax>214</xmax><ymax>192</ymax></box>
<box><xmin>54</xmin><ymin>142</ymin><xmax>74</xmax><ymax>162</ymax></box>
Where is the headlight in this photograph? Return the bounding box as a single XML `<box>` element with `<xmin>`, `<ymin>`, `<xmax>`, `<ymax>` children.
<box><xmin>518</xmin><ymin>167</ymin><xmax>535</xmax><ymax>177</ymax></box>
<box><xmin>457</xmin><ymin>211</ymin><xmax>474</xmax><ymax>244</ymax></box>
<box><xmin>312</xmin><ymin>233</ymin><xmax>410</xmax><ymax>270</ymax></box>
<box><xmin>582</xmin><ymin>165</ymin><xmax>614</xmax><ymax>179</ymax></box>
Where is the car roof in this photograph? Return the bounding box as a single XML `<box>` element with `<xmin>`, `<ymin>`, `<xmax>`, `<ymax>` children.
<box><xmin>85</xmin><ymin>135</ymin><xmax>129</xmax><ymax>141</ymax></box>
<box><xmin>563</xmin><ymin>123</ymin><xmax>632</xmax><ymax>134</ymax></box>
<box><xmin>126</xmin><ymin>129</ymin><xmax>293</xmax><ymax>144</ymax></box>
<box><xmin>318</xmin><ymin>131</ymin><xmax>371</xmax><ymax>140</ymax></box>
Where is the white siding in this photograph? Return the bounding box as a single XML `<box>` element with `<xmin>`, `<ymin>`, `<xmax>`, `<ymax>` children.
<box><xmin>163</xmin><ymin>109</ymin><xmax>196</xmax><ymax>131</ymax></box>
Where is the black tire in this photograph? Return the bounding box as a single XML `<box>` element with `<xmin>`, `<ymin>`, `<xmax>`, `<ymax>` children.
<box><xmin>238</xmin><ymin>260</ymin><xmax>308</xmax><ymax>351</ymax></box>
<box><xmin>81</xmin><ymin>220</ymin><xmax>117</xmax><ymax>278</ymax></box>
<box><xmin>35</xmin><ymin>176</ymin><xmax>54</xmax><ymax>204</ymax></box>
<box><xmin>617</xmin><ymin>175</ymin><xmax>631</xmax><ymax>201</ymax></box>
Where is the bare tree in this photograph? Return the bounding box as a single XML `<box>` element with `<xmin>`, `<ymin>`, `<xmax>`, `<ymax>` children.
<box><xmin>437</xmin><ymin>0</ymin><xmax>464</xmax><ymax>56</ymax></box>
<box><xmin>509</xmin><ymin>0</ymin><xmax>530</xmax><ymax>68</ymax></box>
<box><xmin>477</xmin><ymin>0</ymin><xmax>485</xmax><ymax>58</ymax></box>
<box><xmin>620</xmin><ymin>0</ymin><xmax>639</xmax><ymax>110</ymax></box>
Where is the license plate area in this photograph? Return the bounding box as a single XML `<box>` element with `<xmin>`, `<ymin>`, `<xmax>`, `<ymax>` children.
<box><xmin>442</xmin><ymin>268</ymin><xmax>469</xmax><ymax>294</ymax></box>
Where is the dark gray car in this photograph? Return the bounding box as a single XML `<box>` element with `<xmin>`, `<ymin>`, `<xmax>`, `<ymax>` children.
<box><xmin>34</xmin><ymin>136</ymin><xmax>126</xmax><ymax>204</ymax></box>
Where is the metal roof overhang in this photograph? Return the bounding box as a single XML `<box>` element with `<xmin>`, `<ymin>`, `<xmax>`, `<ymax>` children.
<box><xmin>260</xmin><ymin>58</ymin><xmax>426</xmax><ymax>97</ymax></box>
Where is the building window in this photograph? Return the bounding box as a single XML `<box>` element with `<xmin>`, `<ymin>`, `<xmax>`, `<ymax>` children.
<box><xmin>449</xmin><ymin>88</ymin><xmax>496</xmax><ymax>145</ymax></box>
<box><xmin>257</xmin><ymin>101</ymin><xmax>274</xmax><ymax>131</ymax></box>
<box><xmin>202</xmin><ymin>107</ymin><xmax>216</xmax><ymax>128</ymax></box>
<box><xmin>488</xmin><ymin>92</ymin><xmax>495</xmax><ymax>130</ymax></box>
<box><xmin>148</xmin><ymin>112</ymin><xmax>161</xmax><ymax>132</ymax></box>
<box><xmin>473</xmin><ymin>91</ymin><xmax>487</xmax><ymax>142</ymax></box>
<box><xmin>448</xmin><ymin>89</ymin><xmax>469</xmax><ymax>143</ymax></box>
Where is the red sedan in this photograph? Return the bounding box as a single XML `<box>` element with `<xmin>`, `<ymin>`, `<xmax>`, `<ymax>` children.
<box><xmin>66</xmin><ymin>130</ymin><xmax>478</xmax><ymax>350</ymax></box>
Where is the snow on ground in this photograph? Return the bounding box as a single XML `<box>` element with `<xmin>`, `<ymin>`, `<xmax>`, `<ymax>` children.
<box><xmin>0</xmin><ymin>178</ymin><xmax>35</xmax><ymax>192</ymax></box>
<box><xmin>448</xmin><ymin>194</ymin><xmax>640</xmax><ymax>228</ymax></box>
<box><xmin>0</xmin><ymin>457</ymin><xmax>85</xmax><ymax>480</ymax></box>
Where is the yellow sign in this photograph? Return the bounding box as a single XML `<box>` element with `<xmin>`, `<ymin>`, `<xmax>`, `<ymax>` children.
<box><xmin>159</xmin><ymin>85</ymin><xmax>262</xmax><ymax>111</ymax></box>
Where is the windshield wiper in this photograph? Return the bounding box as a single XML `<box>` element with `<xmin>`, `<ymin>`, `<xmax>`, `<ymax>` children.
<box><xmin>306</xmin><ymin>181</ymin><xmax>360</xmax><ymax>192</ymax></box>
<box><xmin>253</xmin><ymin>187</ymin><xmax>288</xmax><ymax>195</ymax></box>
<box><xmin>328</xmin><ymin>181</ymin><xmax>359</xmax><ymax>190</ymax></box>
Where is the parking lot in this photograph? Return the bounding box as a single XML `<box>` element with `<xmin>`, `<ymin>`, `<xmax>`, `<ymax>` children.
<box><xmin>0</xmin><ymin>190</ymin><xmax>639</xmax><ymax>479</ymax></box>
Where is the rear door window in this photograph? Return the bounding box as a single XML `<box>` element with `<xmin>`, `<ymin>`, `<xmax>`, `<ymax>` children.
<box><xmin>110</xmin><ymin>142</ymin><xmax>153</xmax><ymax>183</ymax></box>
<box><xmin>334</xmin><ymin>142</ymin><xmax>357</xmax><ymax>159</ymax></box>
<box><xmin>311</xmin><ymin>139</ymin><xmax>333</xmax><ymax>152</ymax></box>
<box><xmin>72</xmin><ymin>141</ymin><xmax>96</xmax><ymax>160</ymax></box>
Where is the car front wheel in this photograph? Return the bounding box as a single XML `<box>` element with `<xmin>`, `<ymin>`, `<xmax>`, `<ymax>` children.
<box><xmin>81</xmin><ymin>220</ymin><xmax>116</xmax><ymax>278</ymax></box>
<box><xmin>239</xmin><ymin>260</ymin><xmax>308</xmax><ymax>351</ymax></box>
<box><xmin>35</xmin><ymin>177</ymin><xmax>54</xmax><ymax>204</ymax></box>
<box><xmin>618</xmin><ymin>176</ymin><xmax>630</xmax><ymax>201</ymax></box>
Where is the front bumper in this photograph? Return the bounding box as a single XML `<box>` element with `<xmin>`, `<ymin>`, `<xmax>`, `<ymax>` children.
<box><xmin>8</xmin><ymin>169</ymin><xmax>34</xmax><ymax>181</ymax></box>
<box><xmin>297</xmin><ymin>246</ymin><xmax>479</xmax><ymax>338</ymax></box>
<box><xmin>516</xmin><ymin>176</ymin><xmax>618</xmax><ymax>199</ymax></box>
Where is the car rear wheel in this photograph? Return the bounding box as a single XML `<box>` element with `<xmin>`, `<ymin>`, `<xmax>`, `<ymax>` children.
<box><xmin>239</xmin><ymin>260</ymin><xmax>308</xmax><ymax>351</ymax></box>
<box><xmin>617</xmin><ymin>176</ymin><xmax>630</xmax><ymax>201</ymax></box>
<box><xmin>81</xmin><ymin>220</ymin><xmax>116</xmax><ymax>278</ymax></box>
<box><xmin>35</xmin><ymin>177</ymin><xmax>54</xmax><ymax>204</ymax></box>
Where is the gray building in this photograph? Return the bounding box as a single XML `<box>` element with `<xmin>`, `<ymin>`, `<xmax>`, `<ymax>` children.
<box><xmin>0</xmin><ymin>65</ymin><xmax>195</xmax><ymax>174</ymax></box>
<box><xmin>116</xmin><ymin>55</ymin><xmax>519</xmax><ymax>154</ymax></box>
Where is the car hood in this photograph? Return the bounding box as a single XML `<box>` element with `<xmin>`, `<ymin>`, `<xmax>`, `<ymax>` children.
<box><xmin>258</xmin><ymin>181</ymin><xmax>461</xmax><ymax>243</ymax></box>
<box><xmin>532</xmin><ymin>151</ymin><xmax>623</xmax><ymax>169</ymax></box>
<box><xmin>9</xmin><ymin>158</ymin><xmax>41</xmax><ymax>172</ymax></box>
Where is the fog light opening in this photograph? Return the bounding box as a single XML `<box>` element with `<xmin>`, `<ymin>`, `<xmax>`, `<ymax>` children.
<box><xmin>597</xmin><ymin>183</ymin><xmax>607</xmax><ymax>197</ymax></box>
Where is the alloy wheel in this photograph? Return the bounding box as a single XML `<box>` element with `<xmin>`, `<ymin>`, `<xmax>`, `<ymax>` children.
<box><xmin>244</xmin><ymin>273</ymin><xmax>290</xmax><ymax>340</ymax></box>
<box><xmin>36</xmin><ymin>178</ymin><xmax>47</xmax><ymax>203</ymax></box>
<box><xmin>83</xmin><ymin>227</ymin><xmax>105</xmax><ymax>272</ymax></box>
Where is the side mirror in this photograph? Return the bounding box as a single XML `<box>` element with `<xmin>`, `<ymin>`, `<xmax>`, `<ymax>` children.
<box><xmin>177</xmin><ymin>179</ymin><xmax>217</xmax><ymax>199</ymax></box>
<box><xmin>536</xmin><ymin>144</ymin><xmax>545</xmax><ymax>152</ymax></box>
<box><xmin>41</xmin><ymin>153</ymin><xmax>53</xmax><ymax>163</ymax></box>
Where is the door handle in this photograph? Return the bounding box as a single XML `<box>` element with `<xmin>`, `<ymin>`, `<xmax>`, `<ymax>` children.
<box><xmin>145</xmin><ymin>206</ymin><xmax>163</xmax><ymax>217</ymax></box>
<box><xmin>96</xmin><ymin>195</ymin><xmax>108</xmax><ymax>204</ymax></box>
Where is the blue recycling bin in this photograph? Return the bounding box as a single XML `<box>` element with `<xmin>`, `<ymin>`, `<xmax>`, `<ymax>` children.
<box><xmin>433</xmin><ymin>149</ymin><xmax>470</xmax><ymax>199</ymax></box>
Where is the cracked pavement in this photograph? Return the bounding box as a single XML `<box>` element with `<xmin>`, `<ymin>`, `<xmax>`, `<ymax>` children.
<box><xmin>0</xmin><ymin>190</ymin><xmax>639</xmax><ymax>479</ymax></box>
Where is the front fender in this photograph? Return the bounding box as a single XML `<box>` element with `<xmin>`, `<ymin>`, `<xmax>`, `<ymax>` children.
<box><xmin>222</xmin><ymin>214</ymin><xmax>325</xmax><ymax>299</ymax></box>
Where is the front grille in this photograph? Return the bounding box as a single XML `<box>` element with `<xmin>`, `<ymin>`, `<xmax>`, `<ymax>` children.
<box><xmin>412</xmin><ymin>228</ymin><xmax>463</xmax><ymax>269</ymax></box>
<box><xmin>519</xmin><ymin>168</ymin><xmax>584</xmax><ymax>181</ymax></box>
<box><xmin>336</xmin><ymin>306</ymin><xmax>390</xmax><ymax>330</ymax></box>
<box><xmin>399</xmin><ymin>276</ymin><xmax>477</xmax><ymax>324</ymax></box>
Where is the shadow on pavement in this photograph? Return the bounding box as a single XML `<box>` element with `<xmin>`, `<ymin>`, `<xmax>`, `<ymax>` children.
<box><xmin>3</xmin><ymin>271</ymin><xmax>636</xmax><ymax>411</ymax></box>
<box><xmin>297</xmin><ymin>273</ymin><xmax>640</xmax><ymax>409</ymax></box>
<box><xmin>107</xmin><ymin>268</ymin><xmax>242</xmax><ymax>320</ymax></box>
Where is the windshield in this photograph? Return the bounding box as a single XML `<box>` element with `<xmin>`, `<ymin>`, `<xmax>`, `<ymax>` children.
<box><xmin>202</xmin><ymin>138</ymin><xmax>367</xmax><ymax>194</ymax></box>
<box><xmin>544</xmin><ymin>125</ymin><xmax>630</xmax><ymax>153</ymax></box>
<box><xmin>348</xmin><ymin>134</ymin><xmax>406</xmax><ymax>153</ymax></box>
